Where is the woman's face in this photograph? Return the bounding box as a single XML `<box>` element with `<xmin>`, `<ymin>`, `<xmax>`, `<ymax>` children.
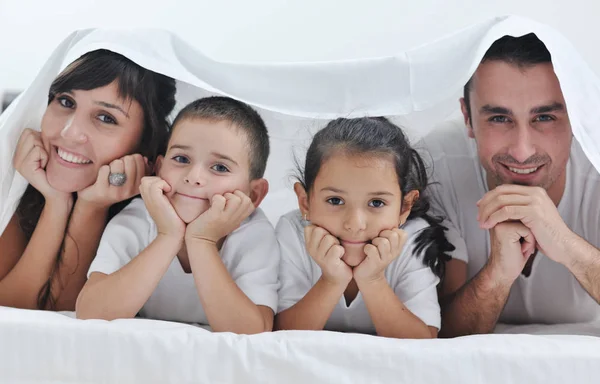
<box><xmin>41</xmin><ymin>80</ymin><xmax>145</xmax><ymax>192</ymax></box>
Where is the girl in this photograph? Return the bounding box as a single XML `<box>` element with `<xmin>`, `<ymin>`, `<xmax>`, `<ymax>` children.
<box><xmin>0</xmin><ymin>50</ymin><xmax>176</xmax><ymax>311</ymax></box>
<box><xmin>275</xmin><ymin>117</ymin><xmax>454</xmax><ymax>338</ymax></box>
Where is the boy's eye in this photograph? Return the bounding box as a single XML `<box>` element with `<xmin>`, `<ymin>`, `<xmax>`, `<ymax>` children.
<box><xmin>98</xmin><ymin>114</ymin><xmax>117</xmax><ymax>125</ymax></box>
<box><xmin>369</xmin><ymin>199</ymin><xmax>385</xmax><ymax>208</ymax></box>
<box><xmin>326</xmin><ymin>197</ymin><xmax>344</xmax><ymax>206</ymax></box>
<box><xmin>57</xmin><ymin>96</ymin><xmax>75</xmax><ymax>108</ymax></box>
<box><xmin>211</xmin><ymin>164</ymin><xmax>230</xmax><ymax>173</ymax></box>
<box><xmin>172</xmin><ymin>155</ymin><xmax>190</xmax><ymax>164</ymax></box>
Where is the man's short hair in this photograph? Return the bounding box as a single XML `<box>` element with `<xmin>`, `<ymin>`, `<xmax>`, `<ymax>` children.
<box><xmin>463</xmin><ymin>33</ymin><xmax>552</xmax><ymax>118</ymax></box>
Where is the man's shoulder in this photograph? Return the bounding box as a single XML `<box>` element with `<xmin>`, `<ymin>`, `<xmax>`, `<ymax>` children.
<box><xmin>418</xmin><ymin>118</ymin><xmax>483</xmax><ymax>196</ymax></box>
<box><xmin>563</xmin><ymin>142</ymin><xmax>600</xmax><ymax>229</ymax></box>
<box><xmin>418</xmin><ymin>117</ymin><xmax>473</xmax><ymax>160</ymax></box>
<box><xmin>569</xmin><ymin>141</ymin><xmax>600</xmax><ymax>184</ymax></box>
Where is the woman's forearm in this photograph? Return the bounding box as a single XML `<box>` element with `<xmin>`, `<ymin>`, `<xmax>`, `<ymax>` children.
<box><xmin>0</xmin><ymin>199</ymin><xmax>72</xmax><ymax>309</ymax></box>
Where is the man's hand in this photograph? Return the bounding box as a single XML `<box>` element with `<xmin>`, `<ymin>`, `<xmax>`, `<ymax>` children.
<box><xmin>478</xmin><ymin>185</ymin><xmax>573</xmax><ymax>264</ymax></box>
<box><xmin>486</xmin><ymin>221</ymin><xmax>537</xmax><ymax>285</ymax></box>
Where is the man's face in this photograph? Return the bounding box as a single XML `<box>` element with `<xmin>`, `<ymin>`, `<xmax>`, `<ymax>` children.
<box><xmin>462</xmin><ymin>61</ymin><xmax>572</xmax><ymax>197</ymax></box>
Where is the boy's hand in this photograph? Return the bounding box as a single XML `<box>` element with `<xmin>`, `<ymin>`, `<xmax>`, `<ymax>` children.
<box><xmin>140</xmin><ymin>176</ymin><xmax>185</xmax><ymax>242</ymax></box>
<box><xmin>185</xmin><ymin>190</ymin><xmax>255</xmax><ymax>245</ymax></box>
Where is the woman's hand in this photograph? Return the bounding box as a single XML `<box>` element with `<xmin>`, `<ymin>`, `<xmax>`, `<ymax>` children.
<box><xmin>78</xmin><ymin>154</ymin><xmax>149</xmax><ymax>209</ymax></box>
<box><xmin>13</xmin><ymin>128</ymin><xmax>71</xmax><ymax>204</ymax></box>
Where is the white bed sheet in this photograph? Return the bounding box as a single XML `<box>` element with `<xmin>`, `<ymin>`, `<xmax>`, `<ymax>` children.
<box><xmin>0</xmin><ymin>306</ymin><xmax>599</xmax><ymax>384</ymax></box>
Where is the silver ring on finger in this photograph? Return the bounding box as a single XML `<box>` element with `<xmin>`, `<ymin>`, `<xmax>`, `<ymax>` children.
<box><xmin>108</xmin><ymin>172</ymin><xmax>127</xmax><ymax>187</ymax></box>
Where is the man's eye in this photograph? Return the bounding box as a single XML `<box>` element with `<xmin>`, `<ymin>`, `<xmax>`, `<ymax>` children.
<box><xmin>534</xmin><ymin>115</ymin><xmax>555</xmax><ymax>123</ymax></box>
<box><xmin>489</xmin><ymin>116</ymin><xmax>509</xmax><ymax>123</ymax></box>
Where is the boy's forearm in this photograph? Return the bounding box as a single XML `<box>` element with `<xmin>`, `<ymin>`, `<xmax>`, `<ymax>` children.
<box><xmin>76</xmin><ymin>235</ymin><xmax>179</xmax><ymax>320</ymax></box>
<box><xmin>187</xmin><ymin>239</ymin><xmax>271</xmax><ymax>334</ymax></box>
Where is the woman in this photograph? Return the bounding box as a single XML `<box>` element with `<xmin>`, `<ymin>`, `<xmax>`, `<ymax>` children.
<box><xmin>0</xmin><ymin>49</ymin><xmax>177</xmax><ymax>311</ymax></box>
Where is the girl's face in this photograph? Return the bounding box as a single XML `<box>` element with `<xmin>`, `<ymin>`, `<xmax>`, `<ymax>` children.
<box><xmin>296</xmin><ymin>152</ymin><xmax>416</xmax><ymax>267</ymax></box>
<box><xmin>41</xmin><ymin>81</ymin><xmax>145</xmax><ymax>192</ymax></box>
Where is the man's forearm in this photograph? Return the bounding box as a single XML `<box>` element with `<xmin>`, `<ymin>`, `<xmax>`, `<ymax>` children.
<box><xmin>563</xmin><ymin>233</ymin><xmax>600</xmax><ymax>304</ymax></box>
<box><xmin>440</xmin><ymin>264</ymin><xmax>512</xmax><ymax>338</ymax></box>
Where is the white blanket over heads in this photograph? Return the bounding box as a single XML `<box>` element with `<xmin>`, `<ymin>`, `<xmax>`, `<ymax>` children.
<box><xmin>1</xmin><ymin>15</ymin><xmax>600</xmax><ymax>229</ymax></box>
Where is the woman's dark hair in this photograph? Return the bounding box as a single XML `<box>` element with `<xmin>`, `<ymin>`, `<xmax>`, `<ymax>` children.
<box><xmin>15</xmin><ymin>49</ymin><xmax>177</xmax><ymax>309</ymax></box>
<box><xmin>297</xmin><ymin>117</ymin><xmax>454</xmax><ymax>279</ymax></box>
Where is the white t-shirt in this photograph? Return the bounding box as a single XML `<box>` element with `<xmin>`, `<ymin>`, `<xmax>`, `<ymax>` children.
<box><xmin>420</xmin><ymin>119</ymin><xmax>600</xmax><ymax>324</ymax></box>
<box><xmin>276</xmin><ymin>210</ymin><xmax>441</xmax><ymax>333</ymax></box>
<box><xmin>88</xmin><ymin>198</ymin><xmax>280</xmax><ymax>324</ymax></box>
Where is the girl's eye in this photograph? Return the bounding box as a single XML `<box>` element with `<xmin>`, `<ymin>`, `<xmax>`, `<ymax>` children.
<box><xmin>369</xmin><ymin>199</ymin><xmax>385</xmax><ymax>208</ymax></box>
<box><xmin>326</xmin><ymin>197</ymin><xmax>344</xmax><ymax>206</ymax></box>
<box><xmin>211</xmin><ymin>164</ymin><xmax>230</xmax><ymax>173</ymax></box>
<box><xmin>58</xmin><ymin>96</ymin><xmax>75</xmax><ymax>108</ymax></box>
<box><xmin>98</xmin><ymin>114</ymin><xmax>117</xmax><ymax>125</ymax></box>
<box><xmin>172</xmin><ymin>155</ymin><xmax>190</xmax><ymax>164</ymax></box>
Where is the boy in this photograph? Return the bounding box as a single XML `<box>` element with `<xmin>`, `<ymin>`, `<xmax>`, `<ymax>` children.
<box><xmin>76</xmin><ymin>97</ymin><xmax>278</xmax><ymax>334</ymax></box>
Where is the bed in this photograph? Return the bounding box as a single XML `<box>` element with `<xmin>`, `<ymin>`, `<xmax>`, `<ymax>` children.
<box><xmin>1</xmin><ymin>306</ymin><xmax>599</xmax><ymax>383</ymax></box>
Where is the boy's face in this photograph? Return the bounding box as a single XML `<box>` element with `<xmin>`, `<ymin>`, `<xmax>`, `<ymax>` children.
<box><xmin>157</xmin><ymin>118</ymin><xmax>252</xmax><ymax>223</ymax></box>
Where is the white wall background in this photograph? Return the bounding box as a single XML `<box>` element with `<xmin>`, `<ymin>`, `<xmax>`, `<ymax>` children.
<box><xmin>1</xmin><ymin>0</ymin><xmax>599</xmax><ymax>92</ymax></box>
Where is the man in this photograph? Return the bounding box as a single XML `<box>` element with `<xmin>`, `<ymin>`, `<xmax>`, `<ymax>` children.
<box><xmin>421</xmin><ymin>33</ymin><xmax>600</xmax><ymax>337</ymax></box>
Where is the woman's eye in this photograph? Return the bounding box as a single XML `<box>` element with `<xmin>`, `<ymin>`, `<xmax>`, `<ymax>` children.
<box><xmin>326</xmin><ymin>197</ymin><xmax>344</xmax><ymax>206</ymax></box>
<box><xmin>211</xmin><ymin>164</ymin><xmax>230</xmax><ymax>173</ymax></box>
<box><xmin>58</xmin><ymin>96</ymin><xmax>75</xmax><ymax>108</ymax></box>
<box><xmin>369</xmin><ymin>199</ymin><xmax>385</xmax><ymax>208</ymax></box>
<box><xmin>172</xmin><ymin>155</ymin><xmax>190</xmax><ymax>164</ymax></box>
<box><xmin>98</xmin><ymin>114</ymin><xmax>117</xmax><ymax>124</ymax></box>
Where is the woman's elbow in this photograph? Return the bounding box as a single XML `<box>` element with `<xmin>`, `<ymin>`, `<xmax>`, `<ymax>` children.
<box><xmin>74</xmin><ymin>287</ymin><xmax>95</xmax><ymax>319</ymax></box>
